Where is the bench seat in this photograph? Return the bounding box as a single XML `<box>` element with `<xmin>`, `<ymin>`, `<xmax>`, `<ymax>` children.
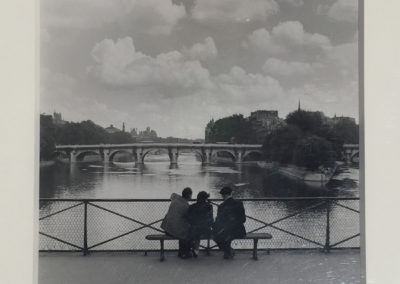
<box><xmin>146</xmin><ymin>232</ymin><xmax>272</xmax><ymax>261</ymax></box>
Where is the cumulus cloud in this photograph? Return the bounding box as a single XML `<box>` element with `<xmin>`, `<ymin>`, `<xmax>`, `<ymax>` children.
<box><xmin>324</xmin><ymin>42</ymin><xmax>358</xmax><ymax>81</ymax></box>
<box><xmin>88</xmin><ymin>37</ymin><xmax>284</xmax><ymax>103</ymax></box>
<box><xmin>181</xmin><ymin>37</ymin><xmax>218</xmax><ymax>61</ymax></box>
<box><xmin>244</xmin><ymin>21</ymin><xmax>331</xmax><ymax>57</ymax></box>
<box><xmin>40</xmin><ymin>68</ymin><xmax>133</xmax><ymax>126</ymax></box>
<box><xmin>191</xmin><ymin>0</ymin><xmax>279</xmax><ymax>23</ymax></box>
<box><xmin>41</xmin><ymin>0</ymin><xmax>186</xmax><ymax>35</ymax></box>
<box><xmin>317</xmin><ymin>0</ymin><xmax>358</xmax><ymax>23</ymax></box>
<box><xmin>287</xmin><ymin>80</ymin><xmax>358</xmax><ymax>118</ymax></box>
<box><xmin>262</xmin><ymin>58</ymin><xmax>314</xmax><ymax>76</ymax></box>
<box><xmin>215</xmin><ymin>66</ymin><xmax>284</xmax><ymax>103</ymax></box>
<box><xmin>277</xmin><ymin>0</ymin><xmax>304</xmax><ymax>7</ymax></box>
<box><xmin>88</xmin><ymin>37</ymin><xmax>213</xmax><ymax>91</ymax></box>
<box><xmin>122</xmin><ymin>0</ymin><xmax>187</xmax><ymax>35</ymax></box>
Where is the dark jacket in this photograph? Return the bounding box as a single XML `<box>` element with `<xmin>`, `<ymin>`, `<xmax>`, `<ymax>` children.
<box><xmin>213</xmin><ymin>198</ymin><xmax>246</xmax><ymax>241</ymax></box>
<box><xmin>188</xmin><ymin>202</ymin><xmax>213</xmax><ymax>239</ymax></box>
<box><xmin>161</xmin><ymin>193</ymin><xmax>190</xmax><ymax>240</ymax></box>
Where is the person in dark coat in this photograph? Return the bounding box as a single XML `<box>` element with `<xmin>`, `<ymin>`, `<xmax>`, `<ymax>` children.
<box><xmin>213</xmin><ymin>186</ymin><xmax>246</xmax><ymax>259</ymax></box>
<box><xmin>161</xmin><ymin>187</ymin><xmax>192</xmax><ymax>258</ymax></box>
<box><xmin>188</xmin><ymin>191</ymin><xmax>213</xmax><ymax>257</ymax></box>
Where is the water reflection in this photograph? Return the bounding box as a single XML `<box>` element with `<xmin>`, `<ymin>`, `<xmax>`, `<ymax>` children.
<box><xmin>40</xmin><ymin>154</ymin><xmax>359</xmax><ymax>199</ymax></box>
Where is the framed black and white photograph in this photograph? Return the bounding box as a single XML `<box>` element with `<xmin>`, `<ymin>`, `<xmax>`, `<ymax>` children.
<box><xmin>3</xmin><ymin>1</ymin><xmax>400</xmax><ymax>284</ymax></box>
<box><xmin>37</xmin><ymin>0</ymin><xmax>364</xmax><ymax>283</ymax></box>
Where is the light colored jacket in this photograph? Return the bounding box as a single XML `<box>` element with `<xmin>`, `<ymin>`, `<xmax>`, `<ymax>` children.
<box><xmin>161</xmin><ymin>193</ymin><xmax>190</xmax><ymax>240</ymax></box>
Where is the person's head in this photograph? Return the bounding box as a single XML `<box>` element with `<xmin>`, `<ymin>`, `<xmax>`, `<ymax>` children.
<box><xmin>219</xmin><ymin>186</ymin><xmax>232</xmax><ymax>200</ymax></box>
<box><xmin>197</xmin><ymin>191</ymin><xmax>210</xmax><ymax>203</ymax></box>
<box><xmin>182</xmin><ymin>187</ymin><xmax>193</xmax><ymax>200</ymax></box>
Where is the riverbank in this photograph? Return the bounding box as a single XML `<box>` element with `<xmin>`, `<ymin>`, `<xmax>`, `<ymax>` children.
<box><xmin>257</xmin><ymin>162</ymin><xmax>337</xmax><ymax>184</ymax></box>
<box><xmin>40</xmin><ymin>160</ymin><xmax>55</xmax><ymax>168</ymax></box>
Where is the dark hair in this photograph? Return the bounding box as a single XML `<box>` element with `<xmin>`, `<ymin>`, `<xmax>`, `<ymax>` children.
<box><xmin>219</xmin><ymin>186</ymin><xmax>232</xmax><ymax>195</ymax></box>
<box><xmin>182</xmin><ymin>187</ymin><xmax>192</xmax><ymax>199</ymax></box>
<box><xmin>197</xmin><ymin>191</ymin><xmax>210</xmax><ymax>203</ymax></box>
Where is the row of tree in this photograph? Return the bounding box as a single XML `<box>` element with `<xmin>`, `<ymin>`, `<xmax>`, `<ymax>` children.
<box><xmin>263</xmin><ymin>110</ymin><xmax>359</xmax><ymax>170</ymax></box>
<box><xmin>40</xmin><ymin>114</ymin><xmax>134</xmax><ymax>160</ymax></box>
<box><xmin>205</xmin><ymin>114</ymin><xmax>257</xmax><ymax>144</ymax></box>
<box><xmin>40</xmin><ymin>114</ymin><xmax>205</xmax><ymax>161</ymax></box>
<box><xmin>204</xmin><ymin>110</ymin><xmax>358</xmax><ymax>170</ymax></box>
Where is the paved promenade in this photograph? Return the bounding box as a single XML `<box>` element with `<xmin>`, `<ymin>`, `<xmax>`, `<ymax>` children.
<box><xmin>39</xmin><ymin>250</ymin><xmax>362</xmax><ymax>284</ymax></box>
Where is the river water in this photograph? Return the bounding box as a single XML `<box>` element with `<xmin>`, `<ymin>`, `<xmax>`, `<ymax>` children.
<box><xmin>39</xmin><ymin>154</ymin><xmax>360</xmax><ymax>250</ymax></box>
<box><xmin>40</xmin><ymin>154</ymin><xmax>359</xmax><ymax>199</ymax></box>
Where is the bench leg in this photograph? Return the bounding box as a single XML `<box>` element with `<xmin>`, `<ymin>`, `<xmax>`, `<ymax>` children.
<box><xmin>253</xmin><ymin>239</ymin><xmax>258</xmax><ymax>260</ymax></box>
<box><xmin>160</xmin><ymin>240</ymin><xmax>165</xmax><ymax>261</ymax></box>
<box><xmin>206</xmin><ymin>238</ymin><xmax>211</xmax><ymax>256</ymax></box>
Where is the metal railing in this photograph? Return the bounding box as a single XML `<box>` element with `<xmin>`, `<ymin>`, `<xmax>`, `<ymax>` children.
<box><xmin>39</xmin><ymin>197</ymin><xmax>360</xmax><ymax>254</ymax></box>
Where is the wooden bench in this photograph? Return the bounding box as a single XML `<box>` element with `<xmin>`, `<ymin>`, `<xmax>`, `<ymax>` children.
<box><xmin>146</xmin><ymin>233</ymin><xmax>272</xmax><ymax>261</ymax></box>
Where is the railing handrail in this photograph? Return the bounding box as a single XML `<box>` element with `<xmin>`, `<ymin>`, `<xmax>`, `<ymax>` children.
<box><xmin>39</xmin><ymin>196</ymin><xmax>360</xmax><ymax>252</ymax></box>
<box><xmin>39</xmin><ymin>197</ymin><xmax>360</xmax><ymax>202</ymax></box>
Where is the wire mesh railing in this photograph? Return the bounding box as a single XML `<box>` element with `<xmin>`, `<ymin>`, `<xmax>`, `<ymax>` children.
<box><xmin>39</xmin><ymin>197</ymin><xmax>360</xmax><ymax>254</ymax></box>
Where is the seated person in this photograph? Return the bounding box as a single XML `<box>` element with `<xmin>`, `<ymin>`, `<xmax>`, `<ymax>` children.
<box><xmin>188</xmin><ymin>191</ymin><xmax>213</xmax><ymax>257</ymax></box>
<box><xmin>213</xmin><ymin>186</ymin><xmax>246</xmax><ymax>259</ymax></box>
<box><xmin>161</xmin><ymin>187</ymin><xmax>193</xmax><ymax>258</ymax></box>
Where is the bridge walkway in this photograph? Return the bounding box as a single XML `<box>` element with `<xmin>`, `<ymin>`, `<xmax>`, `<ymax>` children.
<box><xmin>39</xmin><ymin>250</ymin><xmax>362</xmax><ymax>284</ymax></box>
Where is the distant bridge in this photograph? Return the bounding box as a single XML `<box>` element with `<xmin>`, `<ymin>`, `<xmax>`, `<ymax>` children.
<box><xmin>343</xmin><ymin>144</ymin><xmax>360</xmax><ymax>165</ymax></box>
<box><xmin>55</xmin><ymin>143</ymin><xmax>359</xmax><ymax>166</ymax></box>
<box><xmin>55</xmin><ymin>143</ymin><xmax>264</xmax><ymax>166</ymax></box>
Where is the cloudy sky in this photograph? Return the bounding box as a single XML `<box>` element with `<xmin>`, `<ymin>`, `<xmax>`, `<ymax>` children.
<box><xmin>41</xmin><ymin>0</ymin><xmax>358</xmax><ymax>139</ymax></box>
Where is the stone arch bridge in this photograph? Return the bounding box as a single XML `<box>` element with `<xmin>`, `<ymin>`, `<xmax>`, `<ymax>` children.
<box><xmin>343</xmin><ymin>144</ymin><xmax>360</xmax><ymax>165</ymax></box>
<box><xmin>54</xmin><ymin>143</ymin><xmax>264</xmax><ymax>166</ymax></box>
<box><xmin>55</xmin><ymin>143</ymin><xmax>359</xmax><ymax>166</ymax></box>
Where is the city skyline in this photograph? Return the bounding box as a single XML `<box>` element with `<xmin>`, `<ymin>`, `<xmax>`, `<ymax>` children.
<box><xmin>41</xmin><ymin>0</ymin><xmax>358</xmax><ymax>139</ymax></box>
<box><xmin>45</xmin><ymin>106</ymin><xmax>357</xmax><ymax>141</ymax></box>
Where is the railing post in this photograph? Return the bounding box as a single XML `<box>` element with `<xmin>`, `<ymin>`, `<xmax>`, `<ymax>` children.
<box><xmin>324</xmin><ymin>200</ymin><xmax>331</xmax><ymax>253</ymax></box>
<box><xmin>83</xmin><ymin>200</ymin><xmax>89</xmax><ymax>256</ymax></box>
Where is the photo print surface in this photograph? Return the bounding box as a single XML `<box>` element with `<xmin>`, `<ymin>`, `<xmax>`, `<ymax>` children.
<box><xmin>39</xmin><ymin>0</ymin><xmax>362</xmax><ymax>283</ymax></box>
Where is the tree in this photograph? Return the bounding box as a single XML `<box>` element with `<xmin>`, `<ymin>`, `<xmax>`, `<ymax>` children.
<box><xmin>109</xmin><ymin>131</ymin><xmax>135</xmax><ymax>144</ymax></box>
<box><xmin>40</xmin><ymin>114</ymin><xmax>56</xmax><ymax>160</ymax></box>
<box><xmin>263</xmin><ymin>125</ymin><xmax>302</xmax><ymax>164</ymax></box>
<box><xmin>286</xmin><ymin>110</ymin><xmax>324</xmax><ymax>133</ymax></box>
<box><xmin>262</xmin><ymin>109</ymin><xmax>345</xmax><ymax>169</ymax></box>
<box><xmin>292</xmin><ymin>135</ymin><xmax>336</xmax><ymax>170</ymax></box>
<box><xmin>205</xmin><ymin>114</ymin><xmax>257</xmax><ymax>144</ymax></box>
<box><xmin>333</xmin><ymin>119</ymin><xmax>359</xmax><ymax>144</ymax></box>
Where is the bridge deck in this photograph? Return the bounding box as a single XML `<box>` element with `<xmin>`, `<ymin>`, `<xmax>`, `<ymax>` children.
<box><xmin>39</xmin><ymin>250</ymin><xmax>362</xmax><ymax>284</ymax></box>
<box><xmin>55</xmin><ymin>143</ymin><xmax>263</xmax><ymax>149</ymax></box>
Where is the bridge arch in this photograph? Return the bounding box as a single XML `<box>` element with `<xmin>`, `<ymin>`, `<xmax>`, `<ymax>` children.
<box><xmin>242</xmin><ymin>150</ymin><xmax>263</xmax><ymax>161</ymax></box>
<box><xmin>108</xmin><ymin>149</ymin><xmax>135</xmax><ymax>163</ymax></box>
<box><xmin>350</xmin><ymin>151</ymin><xmax>359</xmax><ymax>163</ymax></box>
<box><xmin>74</xmin><ymin>150</ymin><xmax>102</xmax><ymax>162</ymax></box>
<box><xmin>179</xmin><ymin>149</ymin><xmax>206</xmax><ymax>163</ymax></box>
<box><xmin>138</xmin><ymin>148</ymin><xmax>171</xmax><ymax>164</ymax></box>
<box><xmin>213</xmin><ymin>149</ymin><xmax>237</xmax><ymax>162</ymax></box>
<box><xmin>53</xmin><ymin>150</ymin><xmax>69</xmax><ymax>160</ymax></box>
<box><xmin>193</xmin><ymin>150</ymin><xmax>206</xmax><ymax>163</ymax></box>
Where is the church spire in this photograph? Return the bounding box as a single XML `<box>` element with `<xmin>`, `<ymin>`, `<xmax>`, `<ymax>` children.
<box><xmin>298</xmin><ymin>99</ymin><xmax>301</xmax><ymax>111</ymax></box>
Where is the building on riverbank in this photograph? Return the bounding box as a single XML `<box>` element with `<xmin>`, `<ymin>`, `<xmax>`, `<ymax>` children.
<box><xmin>105</xmin><ymin>124</ymin><xmax>121</xmax><ymax>134</ymax></box>
<box><xmin>52</xmin><ymin>112</ymin><xmax>65</xmax><ymax>125</ymax></box>
<box><xmin>248</xmin><ymin>110</ymin><xmax>285</xmax><ymax>144</ymax></box>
